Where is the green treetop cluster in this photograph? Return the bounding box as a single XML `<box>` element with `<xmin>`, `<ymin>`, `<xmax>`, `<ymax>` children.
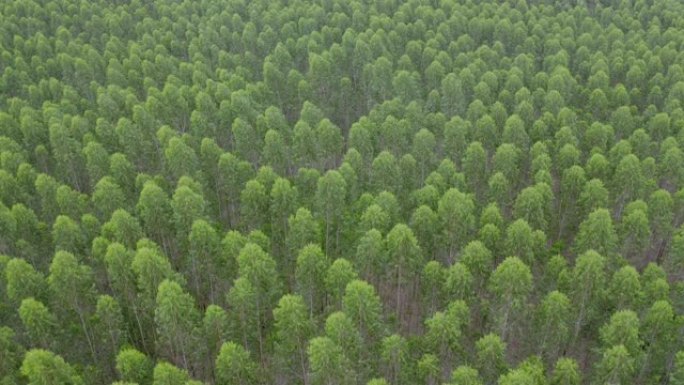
<box><xmin>2</xmin><ymin>0</ymin><xmax>684</xmax><ymax>384</ymax></box>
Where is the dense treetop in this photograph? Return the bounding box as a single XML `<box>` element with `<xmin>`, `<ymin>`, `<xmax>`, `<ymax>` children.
<box><xmin>2</xmin><ymin>0</ymin><xmax>684</xmax><ymax>383</ymax></box>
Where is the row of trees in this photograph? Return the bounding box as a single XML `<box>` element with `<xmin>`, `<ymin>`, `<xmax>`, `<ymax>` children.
<box><xmin>3</xmin><ymin>0</ymin><xmax>684</xmax><ymax>384</ymax></box>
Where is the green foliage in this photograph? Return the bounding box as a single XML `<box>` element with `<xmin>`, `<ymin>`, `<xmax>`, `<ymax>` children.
<box><xmin>671</xmin><ymin>351</ymin><xmax>684</xmax><ymax>385</ymax></box>
<box><xmin>550</xmin><ymin>358</ymin><xmax>580</xmax><ymax>385</ymax></box>
<box><xmin>475</xmin><ymin>333</ymin><xmax>507</xmax><ymax>385</ymax></box>
<box><xmin>154</xmin><ymin>280</ymin><xmax>200</xmax><ymax>372</ymax></box>
<box><xmin>215</xmin><ymin>342</ymin><xmax>258</xmax><ymax>385</ymax></box>
<box><xmin>21</xmin><ymin>349</ymin><xmax>83</xmax><ymax>385</ymax></box>
<box><xmin>295</xmin><ymin>244</ymin><xmax>329</xmax><ymax>314</ymax></box>
<box><xmin>488</xmin><ymin>257</ymin><xmax>533</xmax><ymax>342</ymax></box>
<box><xmin>1</xmin><ymin>0</ymin><xmax>684</xmax><ymax>383</ymax></box>
<box><xmin>19</xmin><ymin>298</ymin><xmax>56</xmax><ymax>349</ymax></box>
<box><xmin>343</xmin><ymin>280</ymin><xmax>384</xmax><ymax>343</ymax></box>
<box><xmin>5</xmin><ymin>258</ymin><xmax>47</xmax><ymax>302</ymax></box>
<box><xmin>151</xmin><ymin>362</ymin><xmax>191</xmax><ymax>385</ymax></box>
<box><xmin>594</xmin><ymin>345</ymin><xmax>635</xmax><ymax>385</ymax></box>
<box><xmin>273</xmin><ymin>294</ymin><xmax>312</xmax><ymax>383</ymax></box>
<box><xmin>448</xmin><ymin>365</ymin><xmax>482</xmax><ymax>385</ymax></box>
<box><xmin>308</xmin><ymin>336</ymin><xmax>354</xmax><ymax>385</ymax></box>
<box><xmin>116</xmin><ymin>348</ymin><xmax>153</xmax><ymax>385</ymax></box>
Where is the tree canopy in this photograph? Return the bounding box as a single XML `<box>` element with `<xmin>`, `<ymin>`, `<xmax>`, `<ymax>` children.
<box><xmin>2</xmin><ymin>0</ymin><xmax>684</xmax><ymax>384</ymax></box>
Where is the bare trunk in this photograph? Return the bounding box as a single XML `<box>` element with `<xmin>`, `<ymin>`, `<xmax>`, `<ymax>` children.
<box><xmin>77</xmin><ymin>310</ymin><xmax>98</xmax><ymax>366</ymax></box>
<box><xmin>573</xmin><ymin>301</ymin><xmax>586</xmax><ymax>343</ymax></box>
<box><xmin>638</xmin><ymin>349</ymin><xmax>652</xmax><ymax>382</ymax></box>
<box><xmin>325</xmin><ymin>213</ymin><xmax>331</xmax><ymax>256</ymax></box>
<box><xmin>241</xmin><ymin>311</ymin><xmax>249</xmax><ymax>350</ymax></box>
<box><xmin>178</xmin><ymin>334</ymin><xmax>189</xmax><ymax>371</ymax></box>
<box><xmin>395</xmin><ymin>265</ymin><xmax>403</xmax><ymax>328</ymax></box>
<box><xmin>256</xmin><ymin>296</ymin><xmax>265</xmax><ymax>365</ymax></box>
<box><xmin>557</xmin><ymin>200</ymin><xmax>566</xmax><ymax>240</ymax></box>
<box><xmin>309</xmin><ymin>289</ymin><xmax>315</xmax><ymax>319</ymax></box>
<box><xmin>500</xmin><ymin>302</ymin><xmax>511</xmax><ymax>343</ymax></box>
<box><xmin>298</xmin><ymin>340</ymin><xmax>309</xmax><ymax>385</ymax></box>
<box><xmin>133</xmin><ymin>304</ymin><xmax>150</xmax><ymax>353</ymax></box>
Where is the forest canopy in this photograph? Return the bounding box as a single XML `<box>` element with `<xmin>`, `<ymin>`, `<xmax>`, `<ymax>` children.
<box><xmin>2</xmin><ymin>0</ymin><xmax>684</xmax><ymax>384</ymax></box>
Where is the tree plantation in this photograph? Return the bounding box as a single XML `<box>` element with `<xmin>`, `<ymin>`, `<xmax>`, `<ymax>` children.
<box><xmin>3</xmin><ymin>0</ymin><xmax>684</xmax><ymax>383</ymax></box>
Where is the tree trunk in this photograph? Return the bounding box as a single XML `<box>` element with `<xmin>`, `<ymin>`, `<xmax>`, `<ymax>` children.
<box><xmin>77</xmin><ymin>310</ymin><xmax>98</xmax><ymax>367</ymax></box>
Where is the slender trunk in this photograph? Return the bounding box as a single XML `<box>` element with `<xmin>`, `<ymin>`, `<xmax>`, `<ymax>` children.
<box><xmin>325</xmin><ymin>213</ymin><xmax>331</xmax><ymax>256</ymax></box>
<box><xmin>298</xmin><ymin>339</ymin><xmax>309</xmax><ymax>385</ymax></box>
<box><xmin>161</xmin><ymin>232</ymin><xmax>171</xmax><ymax>258</ymax></box>
<box><xmin>389</xmin><ymin>355</ymin><xmax>400</xmax><ymax>385</ymax></box>
<box><xmin>638</xmin><ymin>348</ymin><xmax>652</xmax><ymax>381</ymax></box>
<box><xmin>192</xmin><ymin>257</ymin><xmax>201</xmax><ymax>301</ymax></box>
<box><xmin>215</xmin><ymin>180</ymin><xmax>224</xmax><ymax>225</ymax></box>
<box><xmin>655</xmin><ymin>239</ymin><xmax>668</xmax><ymax>265</ymax></box>
<box><xmin>108</xmin><ymin>326</ymin><xmax>119</xmax><ymax>355</ymax></box>
<box><xmin>500</xmin><ymin>303</ymin><xmax>511</xmax><ymax>343</ymax></box>
<box><xmin>132</xmin><ymin>304</ymin><xmax>150</xmax><ymax>353</ymax></box>
<box><xmin>77</xmin><ymin>310</ymin><xmax>98</xmax><ymax>366</ymax></box>
<box><xmin>175</xmin><ymin>334</ymin><xmax>184</xmax><ymax>369</ymax></box>
<box><xmin>573</xmin><ymin>301</ymin><xmax>586</xmax><ymax>343</ymax></box>
<box><xmin>335</xmin><ymin>224</ymin><xmax>340</xmax><ymax>257</ymax></box>
<box><xmin>614</xmin><ymin>195</ymin><xmax>625</xmax><ymax>220</ymax></box>
<box><xmin>395</xmin><ymin>265</ymin><xmax>402</xmax><ymax>328</ymax></box>
<box><xmin>208</xmin><ymin>273</ymin><xmax>216</xmax><ymax>305</ymax></box>
<box><xmin>309</xmin><ymin>290</ymin><xmax>314</xmax><ymax>319</ymax></box>
<box><xmin>440</xmin><ymin>342</ymin><xmax>451</xmax><ymax>381</ymax></box>
<box><xmin>256</xmin><ymin>296</ymin><xmax>265</xmax><ymax>365</ymax></box>
<box><xmin>557</xmin><ymin>199</ymin><xmax>566</xmax><ymax>240</ymax></box>
<box><xmin>241</xmin><ymin>310</ymin><xmax>249</xmax><ymax>350</ymax></box>
<box><xmin>537</xmin><ymin>322</ymin><xmax>548</xmax><ymax>357</ymax></box>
